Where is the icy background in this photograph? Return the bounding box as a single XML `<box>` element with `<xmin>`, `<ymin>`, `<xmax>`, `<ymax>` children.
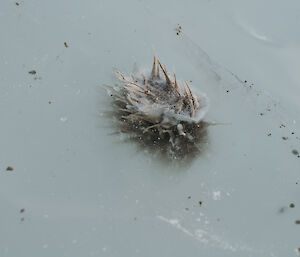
<box><xmin>1</xmin><ymin>0</ymin><xmax>300</xmax><ymax>256</ymax></box>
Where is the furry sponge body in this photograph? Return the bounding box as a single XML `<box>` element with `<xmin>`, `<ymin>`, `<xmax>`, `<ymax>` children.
<box><xmin>108</xmin><ymin>57</ymin><xmax>209</xmax><ymax>160</ymax></box>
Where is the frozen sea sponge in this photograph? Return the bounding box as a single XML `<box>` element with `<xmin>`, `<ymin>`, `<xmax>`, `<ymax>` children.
<box><xmin>107</xmin><ymin>57</ymin><xmax>209</xmax><ymax>161</ymax></box>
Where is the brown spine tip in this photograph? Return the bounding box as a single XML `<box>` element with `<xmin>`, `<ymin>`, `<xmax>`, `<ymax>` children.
<box><xmin>129</xmin><ymin>81</ymin><xmax>147</xmax><ymax>92</ymax></box>
<box><xmin>185</xmin><ymin>81</ymin><xmax>199</xmax><ymax>110</ymax></box>
<box><xmin>151</xmin><ymin>56</ymin><xmax>156</xmax><ymax>79</ymax></box>
<box><xmin>117</xmin><ymin>71</ymin><xmax>125</xmax><ymax>80</ymax></box>
<box><xmin>141</xmin><ymin>73</ymin><xmax>146</xmax><ymax>84</ymax></box>
<box><xmin>174</xmin><ymin>73</ymin><xmax>181</xmax><ymax>95</ymax></box>
<box><xmin>127</xmin><ymin>82</ymin><xmax>156</xmax><ymax>98</ymax></box>
<box><xmin>190</xmin><ymin>102</ymin><xmax>195</xmax><ymax>117</ymax></box>
<box><xmin>158</xmin><ymin>60</ymin><xmax>173</xmax><ymax>89</ymax></box>
<box><xmin>183</xmin><ymin>81</ymin><xmax>189</xmax><ymax>98</ymax></box>
<box><xmin>131</xmin><ymin>74</ymin><xmax>137</xmax><ymax>82</ymax></box>
<box><xmin>183</xmin><ymin>82</ymin><xmax>194</xmax><ymax>117</ymax></box>
<box><xmin>185</xmin><ymin>81</ymin><xmax>193</xmax><ymax>97</ymax></box>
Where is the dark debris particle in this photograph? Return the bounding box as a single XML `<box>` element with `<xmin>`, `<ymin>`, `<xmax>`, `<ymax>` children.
<box><xmin>199</xmin><ymin>201</ymin><xmax>203</xmax><ymax>206</ymax></box>
<box><xmin>20</xmin><ymin>208</ymin><xmax>25</xmax><ymax>213</ymax></box>
<box><xmin>267</xmin><ymin>133</ymin><xmax>272</xmax><ymax>136</ymax></box>
<box><xmin>282</xmin><ymin>136</ymin><xmax>288</xmax><ymax>140</ymax></box>
<box><xmin>28</xmin><ymin>70</ymin><xmax>37</xmax><ymax>75</ymax></box>
<box><xmin>292</xmin><ymin>149</ymin><xmax>299</xmax><ymax>156</ymax></box>
<box><xmin>244</xmin><ymin>80</ymin><xmax>247</xmax><ymax>83</ymax></box>
<box><xmin>64</xmin><ymin>42</ymin><xmax>69</xmax><ymax>48</ymax></box>
<box><xmin>175</xmin><ymin>24</ymin><xmax>182</xmax><ymax>35</ymax></box>
<box><xmin>20</xmin><ymin>217</ymin><xmax>24</xmax><ymax>222</ymax></box>
<box><xmin>290</xmin><ymin>203</ymin><xmax>295</xmax><ymax>208</ymax></box>
<box><xmin>15</xmin><ymin>2</ymin><xmax>19</xmax><ymax>6</ymax></box>
<box><xmin>6</xmin><ymin>166</ymin><xmax>14</xmax><ymax>171</ymax></box>
<box><xmin>226</xmin><ymin>90</ymin><xmax>230</xmax><ymax>93</ymax></box>
<box><xmin>187</xmin><ymin>196</ymin><xmax>191</xmax><ymax>199</ymax></box>
<box><xmin>295</xmin><ymin>220</ymin><xmax>300</xmax><ymax>224</ymax></box>
<box><xmin>278</xmin><ymin>207</ymin><xmax>285</xmax><ymax>213</ymax></box>
<box><xmin>259</xmin><ymin>113</ymin><xmax>264</xmax><ymax>116</ymax></box>
<box><xmin>185</xmin><ymin>208</ymin><xmax>189</xmax><ymax>211</ymax></box>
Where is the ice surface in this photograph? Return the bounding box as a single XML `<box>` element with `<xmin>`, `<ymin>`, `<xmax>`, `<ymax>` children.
<box><xmin>0</xmin><ymin>0</ymin><xmax>300</xmax><ymax>257</ymax></box>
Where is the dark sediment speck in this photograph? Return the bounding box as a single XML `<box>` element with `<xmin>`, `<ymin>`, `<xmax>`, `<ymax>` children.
<box><xmin>28</xmin><ymin>70</ymin><xmax>36</xmax><ymax>75</ymax></box>
<box><xmin>175</xmin><ymin>24</ymin><xmax>182</xmax><ymax>35</ymax></box>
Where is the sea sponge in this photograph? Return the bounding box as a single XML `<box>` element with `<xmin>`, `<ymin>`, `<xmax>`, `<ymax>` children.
<box><xmin>107</xmin><ymin>57</ymin><xmax>209</xmax><ymax>161</ymax></box>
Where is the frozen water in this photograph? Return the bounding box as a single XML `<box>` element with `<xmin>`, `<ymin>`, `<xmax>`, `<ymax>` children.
<box><xmin>0</xmin><ymin>0</ymin><xmax>300</xmax><ymax>257</ymax></box>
